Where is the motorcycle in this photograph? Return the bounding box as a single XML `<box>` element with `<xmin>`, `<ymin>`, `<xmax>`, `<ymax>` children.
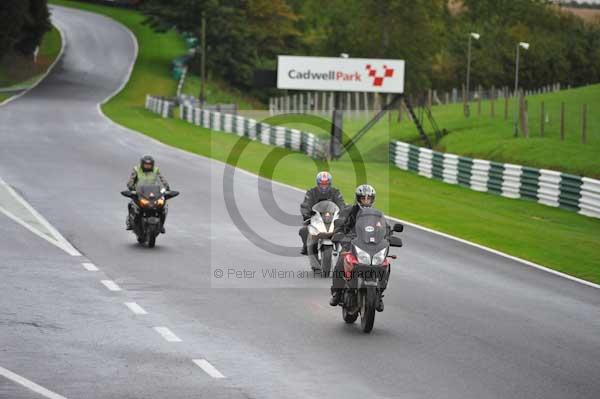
<box><xmin>332</xmin><ymin>208</ymin><xmax>403</xmax><ymax>333</ymax></box>
<box><xmin>306</xmin><ymin>200</ymin><xmax>341</xmax><ymax>276</ymax></box>
<box><xmin>120</xmin><ymin>184</ymin><xmax>179</xmax><ymax>248</ymax></box>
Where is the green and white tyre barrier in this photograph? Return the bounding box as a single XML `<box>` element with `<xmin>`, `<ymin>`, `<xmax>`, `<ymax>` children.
<box><xmin>180</xmin><ymin>104</ymin><xmax>326</xmax><ymax>159</ymax></box>
<box><xmin>145</xmin><ymin>95</ymin><xmax>174</xmax><ymax>118</ymax></box>
<box><xmin>390</xmin><ymin>141</ymin><xmax>600</xmax><ymax>219</ymax></box>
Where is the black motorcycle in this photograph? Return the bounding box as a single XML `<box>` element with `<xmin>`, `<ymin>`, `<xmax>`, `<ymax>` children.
<box><xmin>121</xmin><ymin>184</ymin><xmax>179</xmax><ymax>248</ymax></box>
<box><xmin>332</xmin><ymin>208</ymin><xmax>403</xmax><ymax>333</ymax></box>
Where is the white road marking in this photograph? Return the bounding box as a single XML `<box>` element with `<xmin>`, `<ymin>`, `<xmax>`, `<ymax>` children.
<box><xmin>124</xmin><ymin>302</ymin><xmax>147</xmax><ymax>315</ymax></box>
<box><xmin>153</xmin><ymin>326</ymin><xmax>182</xmax><ymax>342</ymax></box>
<box><xmin>0</xmin><ymin>178</ymin><xmax>81</xmax><ymax>256</ymax></box>
<box><xmin>82</xmin><ymin>262</ymin><xmax>98</xmax><ymax>271</ymax></box>
<box><xmin>193</xmin><ymin>359</ymin><xmax>225</xmax><ymax>379</ymax></box>
<box><xmin>100</xmin><ymin>280</ymin><xmax>121</xmax><ymax>291</ymax></box>
<box><xmin>0</xmin><ymin>366</ymin><xmax>68</xmax><ymax>399</ymax></box>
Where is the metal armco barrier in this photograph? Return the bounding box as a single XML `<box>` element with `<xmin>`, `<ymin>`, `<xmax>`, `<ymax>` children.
<box><xmin>390</xmin><ymin>141</ymin><xmax>600</xmax><ymax>219</ymax></box>
<box><xmin>145</xmin><ymin>95</ymin><xmax>174</xmax><ymax>118</ymax></box>
<box><xmin>180</xmin><ymin>104</ymin><xmax>327</xmax><ymax>159</ymax></box>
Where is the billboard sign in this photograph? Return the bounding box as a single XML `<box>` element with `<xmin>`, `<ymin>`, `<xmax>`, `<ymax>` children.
<box><xmin>277</xmin><ymin>56</ymin><xmax>405</xmax><ymax>93</ymax></box>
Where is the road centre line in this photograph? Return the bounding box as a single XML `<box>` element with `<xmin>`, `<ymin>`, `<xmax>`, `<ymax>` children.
<box><xmin>192</xmin><ymin>359</ymin><xmax>226</xmax><ymax>379</ymax></box>
<box><xmin>124</xmin><ymin>302</ymin><xmax>147</xmax><ymax>315</ymax></box>
<box><xmin>153</xmin><ymin>326</ymin><xmax>182</xmax><ymax>342</ymax></box>
<box><xmin>82</xmin><ymin>262</ymin><xmax>98</xmax><ymax>271</ymax></box>
<box><xmin>100</xmin><ymin>280</ymin><xmax>121</xmax><ymax>291</ymax></box>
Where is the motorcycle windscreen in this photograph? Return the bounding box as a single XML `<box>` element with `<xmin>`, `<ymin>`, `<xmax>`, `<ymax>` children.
<box><xmin>137</xmin><ymin>184</ymin><xmax>162</xmax><ymax>199</ymax></box>
<box><xmin>312</xmin><ymin>200</ymin><xmax>340</xmax><ymax>223</ymax></box>
<box><xmin>354</xmin><ymin>208</ymin><xmax>387</xmax><ymax>245</ymax></box>
<box><xmin>311</xmin><ymin>200</ymin><xmax>340</xmax><ymax>215</ymax></box>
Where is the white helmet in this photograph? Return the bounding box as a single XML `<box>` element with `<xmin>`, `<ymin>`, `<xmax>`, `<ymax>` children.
<box><xmin>355</xmin><ymin>184</ymin><xmax>376</xmax><ymax>208</ymax></box>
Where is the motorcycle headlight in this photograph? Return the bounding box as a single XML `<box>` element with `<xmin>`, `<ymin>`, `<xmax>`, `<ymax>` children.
<box><xmin>372</xmin><ymin>248</ymin><xmax>387</xmax><ymax>265</ymax></box>
<box><xmin>156</xmin><ymin>198</ymin><xmax>165</xmax><ymax>207</ymax></box>
<box><xmin>354</xmin><ymin>245</ymin><xmax>371</xmax><ymax>265</ymax></box>
<box><xmin>139</xmin><ymin>198</ymin><xmax>151</xmax><ymax>207</ymax></box>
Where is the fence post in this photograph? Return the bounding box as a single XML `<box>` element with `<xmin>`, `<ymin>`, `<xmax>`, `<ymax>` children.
<box><xmin>397</xmin><ymin>99</ymin><xmax>403</xmax><ymax>122</ymax></box>
<box><xmin>560</xmin><ymin>102</ymin><xmax>565</xmax><ymax>141</ymax></box>
<box><xmin>520</xmin><ymin>96</ymin><xmax>529</xmax><ymax>138</ymax></box>
<box><xmin>462</xmin><ymin>84</ymin><xmax>467</xmax><ymax>116</ymax></box>
<box><xmin>491</xmin><ymin>98</ymin><xmax>495</xmax><ymax>118</ymax></box>
<box><xmin>540</xmin><ymin>101</ymin><xmax>545</xmax><ymax>137</ymax></box>
<box><xmin>504</xmin><ymin>96</ymin><xmax>509</xmax><ymax>120</ymax></box>
<box><xmin>582</xmin><ymin>104</ymin><xmax>588</xmax><ymax>144</ymax></box>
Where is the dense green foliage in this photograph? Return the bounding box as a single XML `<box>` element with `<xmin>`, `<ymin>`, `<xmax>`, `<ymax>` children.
<box><xmin>0</xmin><ymin>0</ymin><xmax>51</xmax><ymax>60</ymax></box>
<box><xmin>143</xmin><ymin>0</ymin><xmax>299</xmax><ymax>89</ymax></box>
<box><xmin>141</xmin><ymin>0</ymin><xmax>600</xmax><ymax>93</ymax></box>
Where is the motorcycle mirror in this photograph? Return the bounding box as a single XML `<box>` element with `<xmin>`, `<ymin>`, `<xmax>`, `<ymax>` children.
<box><xmin>164</xmin><ymin>190</ymin><xmax>180</xmax><ymax>199</ymax></box>
<box><xmin>120</xmin><ymin>190</ymin><xmax>136</xmax><ymax>199</ymax></box>
<box><xmin>393</xmin><ymin>223</ymin><xmax>404</xmax><ymax>233</ymax></box>
<box><xmin>389</xmin><ymin>236</ymin><xmax>403</xmax><ymax>247</ymax></box>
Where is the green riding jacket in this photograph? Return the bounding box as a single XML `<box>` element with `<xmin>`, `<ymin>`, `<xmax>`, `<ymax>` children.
<box><xmin>127</xmin><ymin>166</ymin><xmax>170</xmax><ymax>191</ymax></box>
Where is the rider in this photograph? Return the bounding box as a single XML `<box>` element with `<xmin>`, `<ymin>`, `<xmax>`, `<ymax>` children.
<box><xmin>299</xmin><ymin>171</ymin><xmax>345</xmax><ymax>255</ymax></box>
<box><xmin>126</xmin><ymin>155</ymin><xmax>170</xmax><ymax>233</ymax></box>
<box><xmin>329</xmin><ymin>184</ymin><xmax>387</xmax><ymax>311</ymax></box>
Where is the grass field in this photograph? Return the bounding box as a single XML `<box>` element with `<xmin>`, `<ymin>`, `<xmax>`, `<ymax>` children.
<box><xmin>49</xmin><ymin>0</ymin><xmax>600</xmax><ymax>284</ymax></box>
<box><xmin>282</xmin><ymin>85</ymin><xmax>600</xmax><ymax>178</ymax></box>
<box><xmin>0</xmin><ymin>26</ymin><xmax>62</xmax><ymax>103</ymax></box>
<box><xmin>182</xmin><ymin>74</ymin><xmax>263</xmax><ymax>109</ymax></box>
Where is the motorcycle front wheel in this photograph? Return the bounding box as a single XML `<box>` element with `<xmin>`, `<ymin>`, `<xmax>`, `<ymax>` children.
<box><xmin>320</xmin><ymin>246</ymin><xmax>333</xmax><ymax>277</ymax></box>
<box><xmin>360</xmin><ymin>287</ymin><xmax>377</xmax><ymax>333</ymax></box>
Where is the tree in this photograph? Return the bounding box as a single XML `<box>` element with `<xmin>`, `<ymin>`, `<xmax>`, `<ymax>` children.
<box><xmin>0</xmin><ymin>0</ymin><xmax>50</xmax><ymax>61</ymax></box>
<box><xmin>143</xmin><ymin>0</ymin><xmax>299</xmax><ymax>88</ymax></box>
<box><xmin>0</xmin><ymin>1</ymin><xmax>29</xmax><ymax>60</ymax></box>
<box><xmin>14</xmin><ymin>0</ymin><xmax>52</xmax><ymax>56</ymax></box>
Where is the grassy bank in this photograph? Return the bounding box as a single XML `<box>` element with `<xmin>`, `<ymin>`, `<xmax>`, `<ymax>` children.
<box><xmin>0</xmin><ymin>26</ymin><xmax>62</xmax><ymax>102</ymax></box>
<box><xmin>49</xmin><ymin>0</ymin><xmax>600</xmax><ymax>284</ymax></box>
<box><xmin>286</xmin><ymin>85</ymin><xmax>600</xmax><ymax>178</ymax></box>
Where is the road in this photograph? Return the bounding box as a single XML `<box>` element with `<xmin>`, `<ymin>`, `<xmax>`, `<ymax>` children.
<box><xmin>0</xmin><ymin>6</ymin><xmax>599</xmax><ymax>399</ymax></box>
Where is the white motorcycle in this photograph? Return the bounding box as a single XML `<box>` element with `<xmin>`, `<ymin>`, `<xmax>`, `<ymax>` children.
<box><xmin>307</xmin><ymin>201</ymin><xmax>341</xmax><ymax>276</ymax></box>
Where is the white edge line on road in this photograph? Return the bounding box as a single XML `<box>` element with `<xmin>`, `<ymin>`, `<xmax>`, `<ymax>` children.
<box><xmin>84</xmin><ymin>6</ymin><xmax>600</xmax><ymax>292</ymax></box>
<box><xmin>0</xmin><ymin>178</ymin><xmax>81</xmax><ymax>256</ymax></box>
<box><xmin>100</xmin><ymin>280</ymin><xmax>121</xmax><ymax>292</ymax></box>
<box><xmin>124</xmin><ymin>302</ymin><xmax>147</xmax><ymax>315</ymax></box>
<box><xmin>0</xmin><ymin>205</ymin><xmax>77</xmax><ymax>256</ymax></box>
<box><xmin>192</xmin><ymin>359</ymin><xmax>225</xmax><ymax>379</ymax></box>
<box><xmin>0</xmin><ymin>21</ymin><xmax>66</xmax><ymax>108</ymax></box>
<box><xmin>0</xmin><ymin>366</ymin><xmax>68</xmax><ymax>399</ymax></box>
<box><xmin>82</xmin><ymin>262</ymin><xmax>98</xmax><ymax>271</ymax></box>
<box><xmin>153</xmin><ymin>326</ymin><xmax>182</xmax><ymax>342</ymax></box>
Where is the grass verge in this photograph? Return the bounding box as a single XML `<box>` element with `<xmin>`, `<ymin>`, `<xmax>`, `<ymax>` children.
<box><xmin>0</xmin><ymin>26</ymin><xmax>62</xmax><ymax>103</ymax></box>
<box><xmin>49</xmin><ymin>0</ymin><xmax>600</xmax><ymax>284</ymax></box>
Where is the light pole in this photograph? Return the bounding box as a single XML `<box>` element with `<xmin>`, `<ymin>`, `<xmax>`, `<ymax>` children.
<box><xmin>513</xmin><ymin>41</ymin><xmax>530</xmax><ymax>137</ymax></box>
<box><xmin>330</xmin><ymin>53</ymin><xmax>349</xmax><ymax>159</ymax></box>
<box><xmin>464</xmin><ymin>32</ymin><xmax>480</xmax><ymax>117</ymax></box>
